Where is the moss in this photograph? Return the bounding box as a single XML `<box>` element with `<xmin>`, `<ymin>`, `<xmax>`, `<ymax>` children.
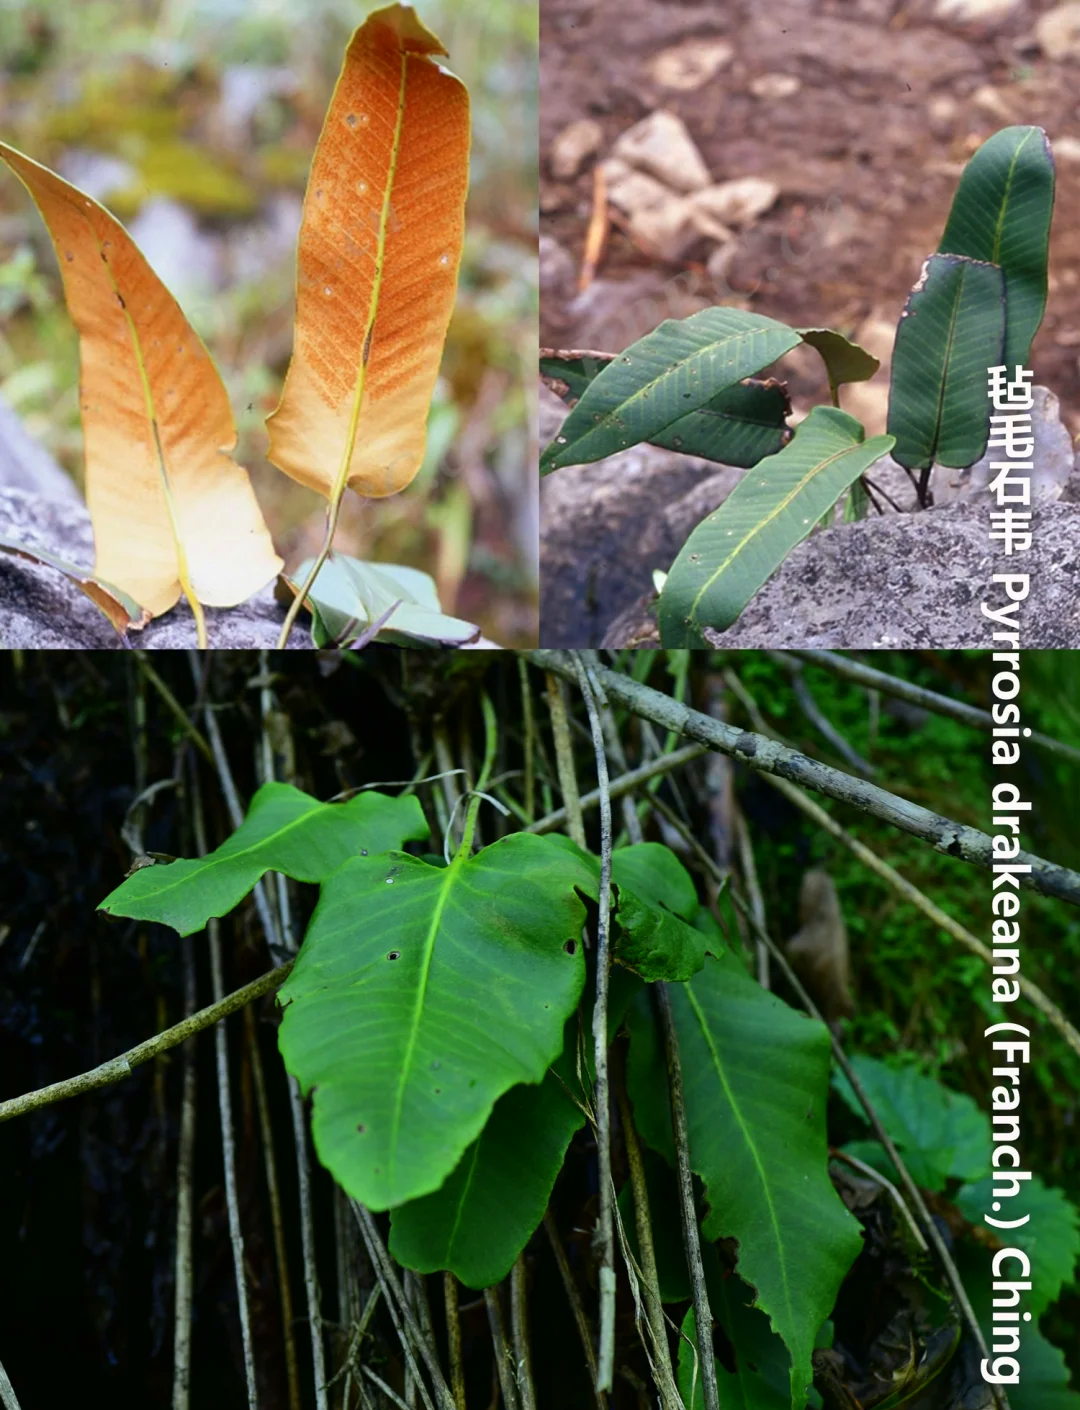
<box><xmin>109</xmin><ymin>141</ymin><xmax>259</xmax><ymax>218</ymax></box>
<box><xmin>255</xmin><ymin>144</ymin><xmax>313</xmax><ymax>190</ymax></box>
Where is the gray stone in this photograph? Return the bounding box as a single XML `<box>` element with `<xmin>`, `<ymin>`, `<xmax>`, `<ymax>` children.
<box><xmin>609</xmin><ymin>111</ymin><xmax>712</xmax><ymax>193</ymax></box>
<box><xmin>0</xmin><ymin>488</ymin><xmax>309</xmax><ymax>649</ymax></box>
<box><xmin>549</xmin><ymin>118</ymin><xmax>604</xmax><ymax>180</ymax></box>
<box><xmin>0</xmin><ymin>395</ymin><xmax>82</xmax><ymax>505</ymax></box>
<box><xmin>706</xmin><ymin>501</ymin><xmax>1080</xmax><ymax>648</ymax></box>
<box><xmin>601</xmin><ymin>162</ymin><xmax>700</xmax><ymax>261</ymax></box>
<box><xmin>1035</xmin><ymin>3</ymin><xmax>1080</xmax><ymax>59</ymax></box>
<box><xmin>687</xmin><ymin>178</ymin><xmax>779</xmax><ymax>233</ymax></box>
<box><xmin>935</xmin><ymin>0</ymin><xmax>1020</xmax><ymax>20</ymax></box>
<box><xmin>543</xmin><ymin>373</ymin><xmax>1080</xmax><ymax>648</ymax></box>
<box><xmin>648</xmin><ymin>38</ymin><xmax>734</xmax><ymax>92</ymax></box>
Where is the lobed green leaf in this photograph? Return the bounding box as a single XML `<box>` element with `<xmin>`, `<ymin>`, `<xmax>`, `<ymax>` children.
<box><xmin>276</xmin><ymin>831</ymin><xmax>595</xmax><ymax>1209</ymax></box>
<box><xmin>389</xmin><ymin>1061</ymin><xmax>583</xmax><ymax>1288</ymax></box>
<box><xmin>832</xmin><ymin>1054</ymin><xmax>990</xmax><ymax>1190</ymax></box>
<box><xmin>98</xmin><ymin>782</ymin><xmax>428</xmax><ymax>937</ymax></box>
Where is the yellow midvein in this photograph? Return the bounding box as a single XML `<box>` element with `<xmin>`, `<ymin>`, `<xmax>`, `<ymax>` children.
<box><xmin>109</xmin><ymin>255</ymin><xmax>203</xmax><ymax>636</ymax></box>
<box><xmin>684</xmin><ymin>983</ymin><xmax>795</xmax><ymax>1327</ymax></box>
<box><xmin>688</xmin><ymin>440</ymin><xmax>860</xmax><ymax>621</ymax></box>
<box><xmin>445</xmin><ymin>1137</ymin><xmax>485</xmax><ymax>1256</ymax></box>
<box><xmin>387</xmin><ymin>849</ymin><xmax>461</xmax><ymax>1186</ymax></box>
<box><xmin>333</xmin><ymin>51</ymin><xmax>409</xmax><ymax>506</ymax></box>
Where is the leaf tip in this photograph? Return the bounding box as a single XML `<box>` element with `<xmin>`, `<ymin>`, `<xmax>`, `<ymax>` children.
<box><xmin>360</xmin><ymin>2</ymin><xmax>449</xmax><ymax>57</ymax></box>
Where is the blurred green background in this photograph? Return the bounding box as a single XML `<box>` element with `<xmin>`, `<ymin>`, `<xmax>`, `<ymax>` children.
<box><xmin>0</xmin><ymin>0</ymin><xmax>538</xmax><ymax>645</ymax></box>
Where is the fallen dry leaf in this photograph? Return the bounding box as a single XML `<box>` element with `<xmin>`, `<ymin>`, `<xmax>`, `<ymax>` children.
<box><xmin>0</xmin><ymin>535</ymin><xmax>150</xmax><ymax>636</ymax></box>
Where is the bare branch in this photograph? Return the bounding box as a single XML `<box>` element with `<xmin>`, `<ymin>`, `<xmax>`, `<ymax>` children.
<box><xmin>654</xmin><ymin>984</ymin><xmax>719</xmax><ymax>1410</ymax></box>
<box><xmin>789</xmin><ymin>650</ymin><xmax>1080</xmax><ymax>765</ymax></box>
<box><xmin>0</xmin><ymin>962</ymin><xmax>293</xmax><ymax>1125</ymax></box>
<box><xmin>572</xmin><ymin>653</ymin><xmax>616</xmax><ymax>1394</ymax></box>
<box><xmin>526</xmin><ymin>651</ymin><xmax>1080</xmax><ymax>907</ymax></box>
<box><xmin>527</xmin><ymin>743</ymin><xmax>708</xmax><ymax>836</ymax></box>
<box><xmin>0</xmin><ymin>1354</ymin><xmax>23</xmax><ymax>1410</ymax></box>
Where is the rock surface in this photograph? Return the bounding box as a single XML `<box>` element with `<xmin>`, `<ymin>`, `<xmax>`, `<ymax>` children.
<box><xmin>710</xmin><ymin>501</ymin><xmax>1080</xmax><ymax>647</ymax></box>
<box><xmin>609</xmin><ymin>110</ymin><xmax>711</xmax><ymax>192</ymax></box>
<box><xmin>549</xmin><ymin>118</ymin><xmax>604</xmax><ymax>180</ymax></box>
<box><xmin>1035</xmin><ymin>2</ymin><xmax>1080</xmax><ymax>58</ymax></box>
<box><xmin>648</xmin><ymin>38</ymin><xmax>734</xmax><ymax>92</ymax></box>
<box><xmin>603</xmin><ymin>502</ymin><xmax>1080</xmax><ymax>648</ymax></box>
<box><xmin>0</xmin><ymin>489</ymin><xmax>309</xmax><ymax>649</ymax></box>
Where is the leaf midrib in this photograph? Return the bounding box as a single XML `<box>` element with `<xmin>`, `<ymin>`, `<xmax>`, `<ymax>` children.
<box><xmin>332</xmin><ymin>49</ymin><xmax>409</xmax><ymax>507</ymax></box>
<box><xmin>560</xmin><ymin>322</ymin><xmax>786</xmax><ymax>460</ymax></box>
<box><xmin>990</xmin><ymin>128</ymin><xmax>1034</xmax><ymax>266</ymax></box>
<box><xmin>386</xmin><ymin>849</ymin><xmax>463</xmax><ymax>1187</ymax></box>
<box><xmin>685</xmin><ymin>433</ymin><xmax>863</xmax><ymax>624</ymax></box>
<box><xmin>684</xmin><ymin>983</ymin><xmax>796</xmax><ymax>1335</ymax></box>
<box><xmin>925</xmin><ymin>261</ymin><xmax>968</xmax><ymax>463</ymax></box>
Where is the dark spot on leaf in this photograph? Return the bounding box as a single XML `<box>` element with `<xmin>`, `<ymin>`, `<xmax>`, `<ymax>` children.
<box><xmin>356</xmin><ymin>1123</ymin><xmax>366</xmax><ymax>1133</ymax></box>
<box><xmin>387</xmin><ymin>950</ymin><xmax>400</xmax><ymax>961</ymax></box>
<box><xmin>563</xmin><ymin>939</ymin><xmax>577</xmax><ymax>955</ymax></box>
<box><xmin>434</xmin><ymin>1087</ymin><xmax>441</xmax><ymax>1095</ymax></box>
<box><xmin>116</xmin><ymin>293</ymin><xmax>126</xmax><ymax>310</ymax></box>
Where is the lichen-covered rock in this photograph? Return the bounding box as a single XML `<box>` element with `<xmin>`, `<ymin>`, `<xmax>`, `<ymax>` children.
<box><xmin>0</xmin><ymin>488</ymin><xmax>308</xmax><ymax>649</ymax></box>
<box><xmin>604</xmin><ymin>502</ymin><xmax>1080</xmax><ymax>648</ymax></box>
<box><xmin>709</xmin><ymin>500</ymin><xmax>1080</xmax><ymax>648</ymax></box>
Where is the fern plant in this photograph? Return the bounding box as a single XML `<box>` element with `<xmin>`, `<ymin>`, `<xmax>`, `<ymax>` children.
<box><xmin>540</xmin><ymin>127</ymin><xmax>1055</xmax><ymax>647</ymax></box>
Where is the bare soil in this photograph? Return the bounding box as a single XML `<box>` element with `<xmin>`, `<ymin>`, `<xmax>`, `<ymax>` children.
<box><xmin>540</xmin><ymin>0</ymin><xmax>1080</xmax><ymax>434</ymax></box>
